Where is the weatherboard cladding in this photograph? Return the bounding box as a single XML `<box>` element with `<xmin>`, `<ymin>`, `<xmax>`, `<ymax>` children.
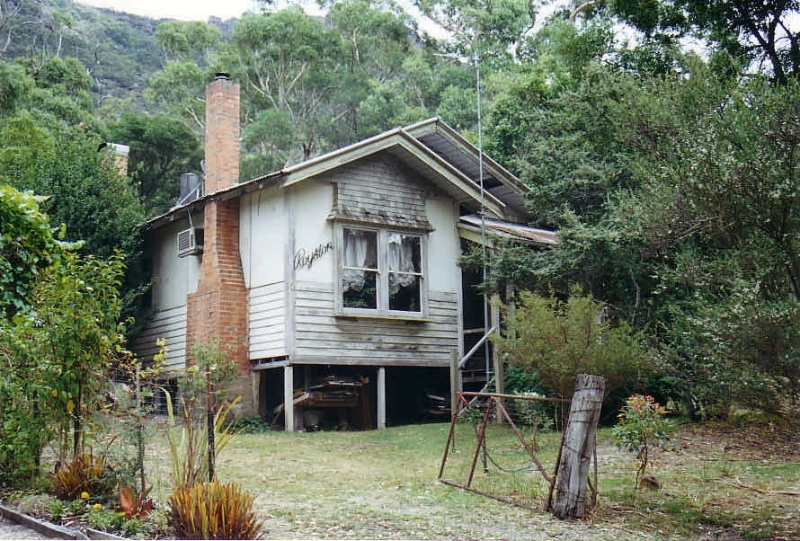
<box><xmin>330</xmin><ymin>156</ymin><xmax>433</xmax><ymax>230</ymax></box>
<box><xmin>292</xmin><ymin>283</ymin><xmax>458</xmax><ymax>367</ymax></box>
<box><xmin>249</xmin><ymin>281</ymin><xmax>287</xmax><ymax>360</ymax></box>
<box><xmin>131</xmin><ymin>305</ymin><xmax>186</xmax><ymax>372</ymax></box>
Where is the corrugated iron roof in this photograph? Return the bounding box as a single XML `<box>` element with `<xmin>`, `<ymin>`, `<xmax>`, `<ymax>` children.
<box><xmin>459</xmin><ymin>215</ymin><xmax>558</xmax><ymax>246</ymax></box>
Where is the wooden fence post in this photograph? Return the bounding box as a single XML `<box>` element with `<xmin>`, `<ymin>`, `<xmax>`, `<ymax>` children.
<box><xmin>549</xmin><ymin>374</ymin><xmax>605</xmax><ymax>519</ymax></box>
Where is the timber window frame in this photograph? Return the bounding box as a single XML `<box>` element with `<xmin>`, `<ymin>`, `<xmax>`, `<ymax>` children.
<box><xmin>335</xmin><ymin>224</ymin><xmax>427</xmax><ymax>320</ymax></box>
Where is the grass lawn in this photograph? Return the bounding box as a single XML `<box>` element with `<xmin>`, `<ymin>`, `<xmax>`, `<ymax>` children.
<box><xmin>141</xmin><ymin>419</ymin><xmax>799</xmax><ymax>540</ymax></box>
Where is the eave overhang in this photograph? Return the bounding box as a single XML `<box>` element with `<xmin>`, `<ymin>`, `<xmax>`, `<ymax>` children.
<box><xmin>404</xmin><ymin>117</ymin><xmax>530</xmax><ymax>219</ymax></box>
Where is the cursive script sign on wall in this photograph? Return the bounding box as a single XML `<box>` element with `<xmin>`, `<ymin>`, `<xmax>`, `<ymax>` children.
<box><xmin>293</xmin><ymin>242</ymin><xmax>334</xmax><ymax>270</ymax></box>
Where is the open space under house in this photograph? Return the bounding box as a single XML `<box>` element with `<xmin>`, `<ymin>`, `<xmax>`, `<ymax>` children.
<box><xmin>131</xmin><ymin>73</ymin><xmax>557</xmax><ymax>431</ymax></box>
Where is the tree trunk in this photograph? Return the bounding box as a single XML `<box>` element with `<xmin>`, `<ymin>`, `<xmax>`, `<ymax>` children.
<box><xmin>549</xmin><ymin>374</ymin><xmax>605</xmax><ymax>519</ymax></box>
<box><xmin>206</xmin><ymin>364</ymin><xmax>215</xmax><ymax>482</ymax></box>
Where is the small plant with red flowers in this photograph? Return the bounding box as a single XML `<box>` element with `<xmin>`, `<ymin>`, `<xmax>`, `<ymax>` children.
<box><xmin>612</xmin><ymin>394</ymin><xmax>672</xmax><ymax>488</ymax></box>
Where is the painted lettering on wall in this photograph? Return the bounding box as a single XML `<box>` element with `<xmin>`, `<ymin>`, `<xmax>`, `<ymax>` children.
<box><xmin>293</xmin><ymin>242</ymin><xmax>333</xmax><ymax>270</ymax></box>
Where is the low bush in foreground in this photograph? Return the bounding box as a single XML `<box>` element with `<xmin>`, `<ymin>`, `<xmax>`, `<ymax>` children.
<box><xmin>169</xmin><ymin>480</ymin><xmax>263</xmax><ymax>540</ymax></box>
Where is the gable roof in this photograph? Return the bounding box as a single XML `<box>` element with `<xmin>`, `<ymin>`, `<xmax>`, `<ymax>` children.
<box><xmin>147</xmin><ymin>117</ymin><xmax>530</xmax><ymax>230</ymax></box>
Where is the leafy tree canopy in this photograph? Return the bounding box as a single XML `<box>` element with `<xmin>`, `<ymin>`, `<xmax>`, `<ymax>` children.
<box><xmin>0</xmin><ymin>185</ymin><xmax>61</xmax><ymax>319</ymax></box>
<box><xmin>414</xmin><ymin>0</ymin><xmax>535</xmax><ymax>67</ymax></box>
<box><xmin>155</xmin><ymin>20</ymin><xmax>221</xmax><ymax>63</ymax></box>
<box><xmin>604</xmin><ymin>0</ymin><xmax>800</xmax><ymax>83</ymax></box>
<box><xmin>109</xmin><ymin>111</ymin><xmax>202</xmax><ymax>215</ymax></box>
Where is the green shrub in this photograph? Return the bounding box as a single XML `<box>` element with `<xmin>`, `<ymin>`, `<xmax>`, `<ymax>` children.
<box><xmin>87</xmin><ymin>506</ymin><xmax>123</xmax><ymax>531</ymax></box>
<box><xmin>88</xmin><ymin>504</ymin><xmax>168</xmax><ymax>539</ymax></box>
<box><xmin>510</xmin><ymin>392</ymin><xmax>552</xmax><ymax>430</ymax></box>
<box><xmin>0</xmin><ymin>325</ymin><xmax>51</xmax><ymax>487</ymax></box>
<box><xmin>493</xmin><ymin>290</ymin><xmax>647</xmax><ymax>402</ymax></box>
<box><xmin>504</xmin><ymin>366</ymin><xmax>559</xmax><ymax>427</ymax></box>
<box><xmin>169</xmin><ymin>481</ymin><xmax>263</xmax><ymax>540</ymax></box>
<box><xmin>49</xmin><ymin>499</ymin><xmax>65</xmax><ymax>522</ymax></box>
<box><xmin>232</xmin><ymin>416</ymin><xmax>271</xmax><ymax>434</ymax></box>
<box><xmin>503</xmin><ymin>365</ymin><xmax>550</xmax><ymax>395</ymax></box>
<box><xmin>68</xmin><ymin>498</ymin><xmax>87</xmax><ymax>515</ymax></box>
<box><xmin>121</xmin><ymin>518</ymin><xmax>146</xmax><ymax>537</ymax></box>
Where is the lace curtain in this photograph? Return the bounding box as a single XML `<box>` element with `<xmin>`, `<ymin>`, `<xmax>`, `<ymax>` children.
<box><xmin>388</xmin><ymin>232</ymin><xmax>418</xmax><ymax>294</ymax></box>
<box><xmin>341</xmin><ymin>229</ymin><xmax>420</xmax><ymax>297</ymax></box>
<box><xmin>342</xmin><ymin>229</ymin><xmax>374</xmax><ymax>292</ymax></box>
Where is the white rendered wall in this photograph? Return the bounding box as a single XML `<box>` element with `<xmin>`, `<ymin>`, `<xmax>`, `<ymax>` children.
<box><xmin>151</xmin><ymin>218</ymin><xmax>201</xmax><ymax>309</ymax></box>
<box><xmin>425</xmin><ymin>195</ymin><xmax>461</xmax><ymax>293</ymax></box>
<box><xmin>241</xmin><ymin>188</ymin><xmax>286</xmax><ymax>288</ymax></box>
<box><xmin>290</xmin><ymin>180</ymin><xmax>336</xmax><ymax>284</ymax></box>
<box><xmin>132</xmin><ymin>216</ymin><xmax>201</xmax><ymax>371</ymax></box>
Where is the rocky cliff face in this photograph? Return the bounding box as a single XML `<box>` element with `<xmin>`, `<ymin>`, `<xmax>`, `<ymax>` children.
<box><xmin>1</xmin><ymin>0</ymin><xmax>169</xmax><ymax>105</ymax></box>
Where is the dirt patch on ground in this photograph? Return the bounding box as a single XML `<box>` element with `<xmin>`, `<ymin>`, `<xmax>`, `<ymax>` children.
<box><xmin>603</xmin><ymin>420</ymin><xmax>800</xmax><ymax>541</ymax></box>
<box><xmin>672</xmin><ymin>421</ymin><xmax>800</xmax><ymax>462</ymax></box>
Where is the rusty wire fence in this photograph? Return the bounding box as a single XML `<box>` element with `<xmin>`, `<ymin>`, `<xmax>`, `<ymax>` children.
<box><xmin>438</xmin><ymin>392</ymin><xmax>571</xmax><ymax>511</ymax></box>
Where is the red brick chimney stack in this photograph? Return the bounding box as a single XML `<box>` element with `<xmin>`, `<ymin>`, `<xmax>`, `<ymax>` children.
<box><xmin>204</xmin><ymin>73</ymin><xmax>240</xmax><ymax>194</ymax></box>
<box><xmin>186</xmin><ymin>73</ymin><xmax>252</xmax><ymax>415</ymax></box>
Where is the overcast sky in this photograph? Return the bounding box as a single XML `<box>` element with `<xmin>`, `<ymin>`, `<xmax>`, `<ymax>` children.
<box><xmin>76</xmin><ymin>0</ymin><xmax>261</xmax><ymax>21</ymax></box>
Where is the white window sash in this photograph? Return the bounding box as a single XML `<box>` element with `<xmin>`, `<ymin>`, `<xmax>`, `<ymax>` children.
<box><xmin>337</xmin><ymin>225</ymin><xmax>426</xmax><ymax>316</ymax></box>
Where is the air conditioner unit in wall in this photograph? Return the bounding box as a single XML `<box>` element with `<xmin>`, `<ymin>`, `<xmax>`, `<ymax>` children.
<box><xmin>177</xmin><ymin>227</ymin><xmax>204</xmax><ymax>257</ymax></box>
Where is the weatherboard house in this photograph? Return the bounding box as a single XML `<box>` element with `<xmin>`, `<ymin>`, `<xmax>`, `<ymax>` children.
<box><xmin>132</xmin><ymin>74</ymin><xmax>555</xmax><ymax>431</ymax></box>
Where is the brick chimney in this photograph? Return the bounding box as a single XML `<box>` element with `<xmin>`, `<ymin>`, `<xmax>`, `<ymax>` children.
<box><xmin>203</xmin><ymin>73</ymin><xmax>240</xmax><ymax>194</ymax></box>
<box><xmin>186</xmin><ymin>73</ymin><xmax>253</xmax><ymax>415</ymax></box>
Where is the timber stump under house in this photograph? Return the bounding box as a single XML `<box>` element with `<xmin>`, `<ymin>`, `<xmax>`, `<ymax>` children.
<box><xmin>132</xmin><ymin>73</ymin><xmax>557</xmax><ymax>431</ymax></box>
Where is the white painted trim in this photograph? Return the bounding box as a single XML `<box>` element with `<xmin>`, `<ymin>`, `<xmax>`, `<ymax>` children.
<box><xmin>285</xmin><ymin>189</ymin><xmax>296</xmax><ymax>358</ymax></box>
<box><xmin>454</xmin><ymin>200</ymin><xmax>465</xmax><ymax>360</ymax></box>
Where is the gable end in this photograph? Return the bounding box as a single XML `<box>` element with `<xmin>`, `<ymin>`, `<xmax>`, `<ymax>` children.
<box><xmin>327</xmin><ymin>156</ymin><xmax>434</xmax><ymax>230</ymax></box>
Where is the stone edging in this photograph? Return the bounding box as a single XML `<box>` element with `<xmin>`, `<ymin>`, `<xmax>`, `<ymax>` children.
<box><xmin>0</xmin><ymin>504</ymin><xmax>88</xmax><ymax>540</ymax></box>
<box><xmin>85</xmin><ymin>527</ymin><xmax>126</xmax><ymax>540</ymax></box>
